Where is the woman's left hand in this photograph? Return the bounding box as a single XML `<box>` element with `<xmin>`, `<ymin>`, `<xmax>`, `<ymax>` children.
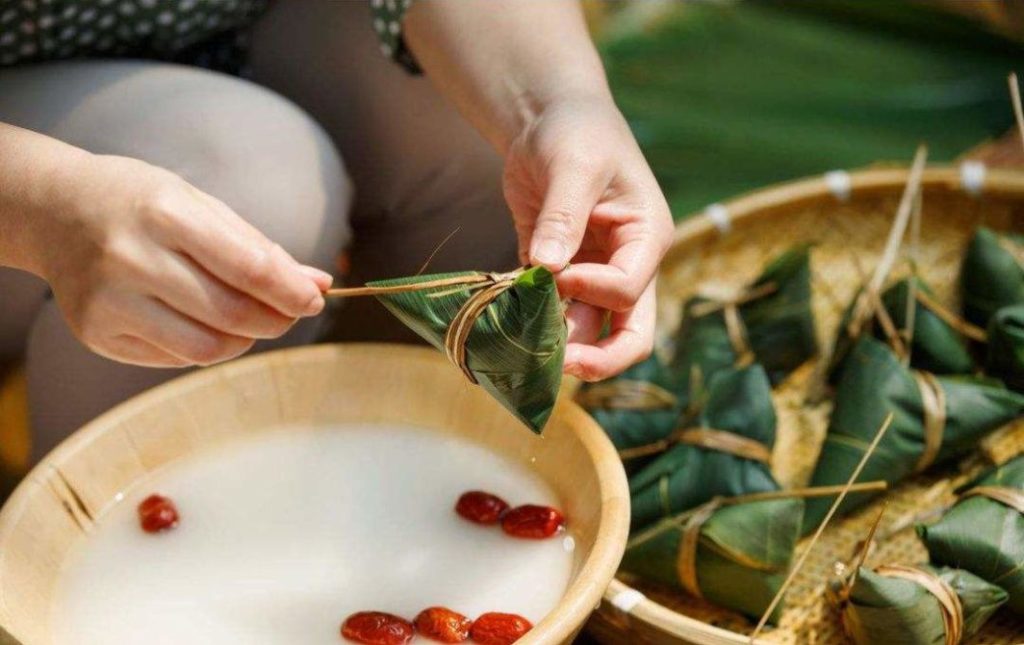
<box><xmin>502</xmin><ymin>95</ymin><xmax>674</xmax><ymax>382</ymax></box>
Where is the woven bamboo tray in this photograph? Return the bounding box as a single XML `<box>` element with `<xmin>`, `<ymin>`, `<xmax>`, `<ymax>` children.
<box><xmin>587</xmin><ymin>164</ymin><xmax>1024</xmax><ymax>644</ymax></box>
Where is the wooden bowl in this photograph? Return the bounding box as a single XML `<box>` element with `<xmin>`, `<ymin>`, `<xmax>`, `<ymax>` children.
<box><xmin>0</xmin><ymin>343</ymin><xmax>629</xmax><ymax>645</ymax></box>
<box><xmin>587</xmin><ymin>164</ymin><xmax>1024</xmax><ymax>644</ymax></box>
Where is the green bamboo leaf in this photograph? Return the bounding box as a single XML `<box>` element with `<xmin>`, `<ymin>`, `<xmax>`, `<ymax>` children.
<box><xmin>670</xmin><ymin>245</ymin><xmax>816</xmax><ymax>391</ymax></box>
<box><xmin>961</xmin><ymin>227</ymin><xmax>1024</xmax><ymax>327</ymax></box>
<box><xmin>986</xmin><ymin>304</ymin><xmax>1024</xmax><ymax>393</ymax></box>
<box><xmin>575</xmin><ymin>354</ymin><xmax>684</xmax><ymax>472</ymax></box>
<box><xmin>621</xmin><ymin>498</ymin><xmax>803</xmax><ymax>624</ymax></box>
<box><xmin>804</xmin><ymin>336</ymin><xmax>1024</xmax><ymax>532</ymax></box>
<box><xmin>629</xmin><ymin>365</ymin><xmax>778</xmax><ymax>529</ymax></box>
<box><xmin>829</xmin><ymin>276</ymin><xmax>975</xmax><ymax>382</ymax></box>
<box><xmin>369</xmin><ymin>266</ymin><xmax>566</xmax><ymax>433</ymax></box>
<box><xmin>842</xmin><ymin>565</ymin><xmax>1007</xmax><ymax>644</ymax></box>
<box><xmin>919</xmin><ymin>456</ymin><xmax>1024</xmax><ymax>615</ymax></box>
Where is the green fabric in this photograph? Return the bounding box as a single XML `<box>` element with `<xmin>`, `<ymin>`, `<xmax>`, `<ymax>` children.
<box><xmin>828</xmin><ymin>277</ymin><xmax>975</xmax><ymax>382</ymax></box>
<box><xmin>987</xmin><ymin>304</ymin><xmax>1024</xmax><ymax>393</ymax></box>
<box><xmin>843</xmin><ymin>565</ymin><xmax>1007</xmax><ymax>645</ymax></box>
<box><xmin>600</xmin><ymin>0</ymin><xmax>1021</xmax><ymax>219</ymax></box>
<box><xmin>804</xmin><ymin>336</ymin><xmax>1024</xmax><ymax>532</ymax></box>
<box><xmin>576</xmin><ymin>354</ymin><xmax>683</xmax><ymax>470</ymax></box>
<box><xmin>369</xmin><ymin>266</ymin><xmax>565</xmax><ymax>433</ymax></box>
<box><xmin>629</xmin><ymin>365</ymin><xmax>778</xmax><ymax>529</ymax></box>
<box><xmin>670</xmin><ymin>245</ymin><xmax>816</xmax><ymax>391</ymax></box>
<box><xmin>919</xmin><ymin>456</ymin><xmax>1024</xmax><ymax>615</ymax></box>
<box><xmin>621</xmin><ymin>498</ymin><xmax>803</xmax><ymax>624</ymax></box>
<box><xmin>961</xmin><ymin>227</ymin><xmax>1024</xmax><ymax>327</ymax></box>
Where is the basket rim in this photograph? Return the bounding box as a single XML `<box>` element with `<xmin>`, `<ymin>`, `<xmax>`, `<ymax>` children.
<box><xmin>601</xmin><ymin>163</ymin><xmax>1024</xmax><ymax>644</ymax></box>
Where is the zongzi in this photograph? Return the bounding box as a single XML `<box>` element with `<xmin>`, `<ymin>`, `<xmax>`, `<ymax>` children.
<box><xmin>837</xmin><ymin>564</ymin><xmax>1007</xmax><ymax>645</ymax></box>
<box><xmin>359</xmin><ymin>266</ymin><xmax>566</xmax><ymax>433</ymax></box>
<box><xmin>574</xmin><ymin>354</ymin><xmax>683</xmax><ymax>470</ymax></box>
<box><xmin>670</xmin><ymin>245</ymin><xmax>816</xmax><ymax>391</ymax></box>
<box><xmin>628</xmin><ymin>364</ymin><xmax>778</xmax><ymax>529</ymax></box>
<box><xmin>986</xmin><ymin>304</ymin><xmax>1024</xmax><ymax>392</ymax></box>
<box><xmin>961</xmin><ymin>227</ymin><xmax>1024</xmax><ymax>327</ymax></box>
<box><xmin>919</xmin><ymin>455</ymin><xmax>1024</xmax><ymax>614</ymax></box>
<box><xmin>803</xmin><ymin>336</ymin><xmax>1024</xmax><ymax>532</ymax></box>
<box><xmin>827</xmin><ymin>276</ymin><xmax>976</xmax><ymax>382</ymax></box>
<box><xmin>621</xmin><ymin>498</ymin><xmax>803</xmax><ymax>624</ymax></box>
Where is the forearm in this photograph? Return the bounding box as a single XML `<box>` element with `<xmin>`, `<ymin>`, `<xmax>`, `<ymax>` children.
<box><xmin>403</xmin><ymin>0</ymin><xmax>612</xmax><ymax>154</ymax></box>
<box><xmin>0</xmin><ymin>123</ymin><xmax>92</xmax><ymax>275</ymax></box>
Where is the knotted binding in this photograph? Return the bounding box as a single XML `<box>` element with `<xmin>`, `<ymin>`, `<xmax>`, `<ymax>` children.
<box><xmin>617</xmin><ymin>425</ymin><xmax>772</xmax><ymax>463</ymax></box>
<box><xmin>912</xmin><ymin>370</ymin><xmax>947</xmax><ymax>473</ymax></box>
<box><xmin>688</xmin><ymin>282</ymin><xmax>778</xmax><ymax>366</ymax></box>
<box><xmin>960</xmin><ymin>485</ymin><xmax>1024</xmax><ymax>515</ymax></box>
<box><xmin>875</xmin><ymin>565</ymin><xmax>964</xmax><ymax>645</ymax></box>
<box><xmin>326</xmin><ymin>268</ymin><xmax>527</xmax><ymax>384</ymax></box>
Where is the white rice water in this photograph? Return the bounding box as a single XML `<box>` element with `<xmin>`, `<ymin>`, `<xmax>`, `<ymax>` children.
<box><xmin>51</xmin><ymin>425</ymin><xmax>573</xmax><ymax>644</ymax></box>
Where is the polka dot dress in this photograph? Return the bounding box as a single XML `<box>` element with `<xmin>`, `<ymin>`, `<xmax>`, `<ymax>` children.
<box><xmin>0</xmin><ymin>0</ymin><xmax>417</xmax><ymax>74</ymax></box>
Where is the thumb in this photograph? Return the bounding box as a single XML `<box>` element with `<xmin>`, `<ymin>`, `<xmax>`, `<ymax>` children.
<box><xmin>529</xmin><ymin>164</ymin><xmax>603</xmax><ymax>271</ymax></box>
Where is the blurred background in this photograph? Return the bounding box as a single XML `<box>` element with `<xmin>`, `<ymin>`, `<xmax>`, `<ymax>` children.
<box><xmin>2</xmin><ymin>0</ymin><xmax>1023</xmax><ymax>498</ymax></box>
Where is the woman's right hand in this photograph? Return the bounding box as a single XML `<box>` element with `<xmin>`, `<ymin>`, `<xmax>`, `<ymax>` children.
<box><xmin>28</xmin><ymin>153</ymin><xmax>330</xmax><ymax>368</ymax></box>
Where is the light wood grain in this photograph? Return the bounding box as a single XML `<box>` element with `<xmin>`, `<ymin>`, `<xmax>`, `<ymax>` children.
<box><xmin>0</xmin><ymin>343</ymin><xmax>629</xmax><ymax>645</ymax></box>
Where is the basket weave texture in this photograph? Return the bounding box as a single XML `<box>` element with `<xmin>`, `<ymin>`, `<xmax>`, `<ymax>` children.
<box><xmin>590</xmin><ymin>167</ymin><xmax>1024</xmax><ymax>645</ymax></box>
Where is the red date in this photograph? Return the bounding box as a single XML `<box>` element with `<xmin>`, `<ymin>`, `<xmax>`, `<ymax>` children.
<box><xmin>414</xmin><ymin>606</ymin><xmax>472</xmax><ymax>643</ymax></box>
<box><xmin>455</xmin><ymin>491</ymin><xmax>510</xmax><ymax>525</ymax></box>
<box><xmin>500</xmin><ymin>505</ymin><xmax>564</xmax><ymax>539</ymax></box>
<box><xmin>469</xmin><ymin>612</ymin><xmax>532</xmax><ymax>645</ymax></box>
<box><xmin>137</xmin><ymin>494</ymin><xmax>179</xmax><ymax>533</ymax></box>
<box><xmin>341</xmin><ymin>611</ymin><xmax>414</xmax><ymax>645</ymax></box>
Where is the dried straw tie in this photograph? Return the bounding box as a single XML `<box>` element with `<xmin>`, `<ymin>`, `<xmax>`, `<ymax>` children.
<box><xmin>960</xmin><ymin>485</ymin><xmax>1024</xmax><ymax>515</ymax></box>
<box><xmin>574</xmin><ymin>380</ymin><xmax>678</xmax><ymax>411</ymax></box>
<box><xmin>875</xmin><ymin>565</ymin><xmax>964</xmax><ymax>645</ymax></box>
<box><xmin>688</xmin><ymin>282</ymin><xmax>778</xmax><ymax>367</ymax></box>
<box><xmin>912</xmin><ymin>370</ymin><xmax>947</xmax><ymax>473</ymax></box>
<box><xmin>618</xmin><ymin>424</ymin><xmax>772</xmax><ymax>463</ymax></box>
<box><xmin>325</xmin><ymin>268</ymin><xmax>526</xmax><ymax>384</ymax></box>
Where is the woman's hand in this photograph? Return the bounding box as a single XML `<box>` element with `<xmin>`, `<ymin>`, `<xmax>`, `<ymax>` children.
<box><xmin>503</xmin><ymin>96</ymin><xmax>673</xmax><ymax>381</ymax></box>
<box><xmin>22</xmin><ymin>152</ymin><xmax>330</xmax><ymax>367</ymax></box>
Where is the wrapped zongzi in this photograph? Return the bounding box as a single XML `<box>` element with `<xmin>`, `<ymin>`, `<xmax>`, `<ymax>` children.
<box><xmin>961</xmin><ymin>227</ymin><xmax>1024</xmax><ymax>327</ymax></box>
<box><xmin>628</xmin><ymin>365</ymin><xmax>778</xmax><ymax>529</ymax></box>
<box><xmin>828</xmin><ymin>276</ymin><xmax>976</xmax><ymax>381</ymax></box>
<box><xmin>986</xmin><ymin>304</ymin><xmax>1024</xmax><ymax>393</ymax></box>
<box><xmin>803</xmin><ymin>336</ymin><xmax>1024</xmax><ymax>532</ymax></box>
<box><xmin>919</xmin><ymin>455</ymin><xmax>1024</xmax><ymax>614</ymax></box>
<box><xmin>574</xmin><ymin>354</ymin><xmax>683</xmax><ymax>470</ymax></box>
<box><xmin>364</xmin><ymin>266</ymin><xmax>565</xmax><ymax>433</ymax></box>
<box><xmin>621</xmin><ymin>498</ymin><xmax>803</xmax><ymax>624</ymax></box>
<box><xmin>670</xmin><ymin>245</ymin><xmax>816</xmax><ymax>391</ymax></box>
<box><xmin>837</xmin><ymin>564</ymin><xmax>1007</xmax><ymax>645</ymax></box>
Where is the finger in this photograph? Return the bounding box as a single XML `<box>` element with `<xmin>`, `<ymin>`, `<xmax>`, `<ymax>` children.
<box><xmin>167</xmin><ymin>194</ymin><xmax>326</xmax><ymax>318</ymax></box>
<box><xmin>94</xmin><ymin>334</ymin><xmax>192</xmax><ymax>368</ymax></box>
<box><xmin>119</xmin><ymin>295</ymin><xmax>255</xmax><ymax>366</ymax></box>
<box><xmin>565</xmin><ymin>301</ymin><xmax>604</xmax><ymax>346</ymax></box>
<box><xmin>528</xmin><ymin>159</ymin><xmax>609</xmax><ymax>271</ymax></box>
<box><xmin>555</xmin><ymin>233</ymin><xmax>663</xmax><ymax>312</ymax></box>
<box><xmin>149</xmin><ymin>251</ymin><xmax>297</xmax><ymax>340</ymax></box>
<box><xmin>564</xmin><ymin>281</ymin><xmax>656</xmax><ymax>381</ymax></box>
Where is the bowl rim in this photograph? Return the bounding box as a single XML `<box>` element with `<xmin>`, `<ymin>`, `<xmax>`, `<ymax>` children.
<box><xmin>0</xmin><ymin>342</ymin><xmax>629</xmax><ymax>645</ymax></box>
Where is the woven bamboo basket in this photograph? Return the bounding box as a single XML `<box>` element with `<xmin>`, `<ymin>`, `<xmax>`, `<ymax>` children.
<box><xmin>587</xmin><ymin>164</ymin><xmax>1024</xmax><ymax>644</ymax></box>
<box><xmin>0</xmin><ymin>343</ymin><xmax>629</xmax><ymax>645</ymax></box>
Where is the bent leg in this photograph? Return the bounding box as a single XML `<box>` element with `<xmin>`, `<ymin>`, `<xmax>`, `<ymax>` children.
<box><xmin>249</xmin><ymin>0</ymin><xmax>519</xmax><ymax>343</ymax></box>
<box><xmin>0</xmin><ymin>61</ymin><xmax>352</xmax><ymax>459</ymax></box>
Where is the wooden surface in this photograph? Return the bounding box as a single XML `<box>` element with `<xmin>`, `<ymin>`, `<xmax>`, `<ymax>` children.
<box><xmin>0</xmin><ymin>343</ymin><xmax>630</xmax><ymax>645</ymax></box>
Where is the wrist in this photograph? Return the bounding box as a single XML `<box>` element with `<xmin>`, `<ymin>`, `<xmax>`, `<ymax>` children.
<box><xmin>502</xmin><ymin>83</ymin><xmax>616</xmax><ymax>154</ymax></box>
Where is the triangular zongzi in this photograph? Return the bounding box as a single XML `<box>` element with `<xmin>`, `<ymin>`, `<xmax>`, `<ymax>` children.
<box><xmin>918</xmin><ymin>455</ymin><xmax>1024</xmax><ymax>614</ymax></box>
<box><xmin>574</xmin><ymin>354</ymin><xmax>683</xmax><ymax>471</ymax></box>
<box><xmin>986</xmin><ymin>304</ymin><xmax>1024</xmax><ymax>393</ymax></box>
<box><xmin>628</xmin><ymin>365</ymin><xmax>778</xmax><ymax>529</ymax></box>
<box><xmin>621</xmin><ymin>498</ymin><xmax>803</xmax><ymax>624</ymax></box>
<box><xmin>367</xmin><ymin>266</ymin><xmax>566</xmax><ymax>433</ymax></box>
<box><xmin>961</xmin><ymin>227</ymin><xmax>1024</xmax><ymax>327</ymax></box>
<box><xmin>838</xmin><ymin>564</ymin><xmax>1007</xmax><ymax>645</ymax></box>
<box><xmin>803</xmin><ymin>336</ymin><xmax>1024</xmax><ymax>532</ymax></box>
<box><xmin>670</xmin><ymin>245</ymin><xmax>816</xmax><ymax>391</ymax></box>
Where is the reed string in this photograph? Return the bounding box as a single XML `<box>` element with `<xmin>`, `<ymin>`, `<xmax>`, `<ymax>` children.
<box><xmin>1010</xmin><ymin>72</ymin><xmax>1024</xmax><ymax>151</ymax></box>
<box><xmin>748</xmin><ymin>412</ymin><xmax>895</xmax><ymax>642</ymax></box>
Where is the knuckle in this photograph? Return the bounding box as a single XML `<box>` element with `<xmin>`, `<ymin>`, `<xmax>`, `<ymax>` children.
<box><xmin>187</xmin><ymin>333</ymin><xmax>233</xmax><ymax>365</ymax></box>
<box><xmin>237</xmin><ymin>245</ymin><xmax>275</xmax><ymax>291</ymax></box>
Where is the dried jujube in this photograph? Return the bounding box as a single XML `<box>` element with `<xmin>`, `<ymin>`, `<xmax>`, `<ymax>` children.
<box><xmin>455</xmin><ymin>491</ymin><xmax>510</xmax><ymax>525</ymax></box>
<box><xmin>341</xmin><ymin>611</ymin><xmax>414</xmax><ymax>645</ymax></box>
<box><xmin>414</xmin><ymin>606</ymin><xmax>472</xmax><ymax>643</ymax></box>
<box><xmin>137</xmin><ymin>494</ymin><xmax>179</xmax><ymax>533</ymax></box>
<box><xmin>469</xmin><ymin>612</ymin><xmax>532</xmax><ymax>645</ymax></box>
<box><xmin>500</xmin><ymin>505</ymin><xmax>564</xmax><ymax>539</ymax></box>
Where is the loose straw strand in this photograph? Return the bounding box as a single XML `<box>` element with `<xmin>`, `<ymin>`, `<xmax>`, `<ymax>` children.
<box><xmin>1010</xmin><ymin>72</ymin><xmax>1024</xmax><ymax>151</ymax></box>
<box><xmin>749</xmin><ymin>412</ymin><xmax>895</xmax><ymax>642</ymax></box>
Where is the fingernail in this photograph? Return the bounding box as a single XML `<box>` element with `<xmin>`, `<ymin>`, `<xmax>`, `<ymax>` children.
<box><xmin>300</xmin><ymin>265</ymin><xmax>334</xmax><ymax>289</ymax></box>
<box><xmin>532</xmin><ymin>239</ymin><xmax>568</xmax><ymax>269</ymax></box>
<box><xmin>303</xmin><ymin>294</ymin><xmax>325</xmax><ymax>316</ymax></box>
